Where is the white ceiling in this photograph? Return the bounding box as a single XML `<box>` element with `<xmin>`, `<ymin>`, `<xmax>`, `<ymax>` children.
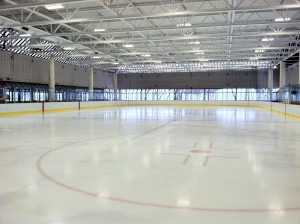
<box><xmin>0</xmin><ymin>0</ymin><xmax>299</xmax><ymax>73</ymax></box>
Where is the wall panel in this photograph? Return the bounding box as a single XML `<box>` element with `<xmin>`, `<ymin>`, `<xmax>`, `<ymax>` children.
<box><xmin>94</xmin><ymin>71</ymin><xmax>114</xmax><ymax>89</ymax></box>
<box><xmin>118</xmin><ymin>70</ymin><xmax>261</xmax><ymax>89</ymax></box>
<box><xmin>0</xmin><ymin>51</ymin><xmax>113</xmax><ymax>88</ymax></box>
<box><xmin>286</xmin><ymin>65</ymin><xmax>299</xmax><ymax>85</ymax></box>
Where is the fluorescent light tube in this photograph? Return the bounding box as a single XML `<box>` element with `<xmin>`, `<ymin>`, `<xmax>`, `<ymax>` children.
<box><xmin>45</xmin><ymin>4</ymin><xmax>64</xmax><ymax>10</ymax></box>
<box><xmin>94</xmin><ymin>29</ymin><xmax>106</xmax><ymax>32</ymax></box>
<box><xmin>177</xmin><ymin>23</ymin><xmax>192</xmax><ymax>27</ymax></box>
<box><xmin>262</xmin><ymin>38</ymin><xmax>274</xmax><ymax>42</ymax></box>
<box><xmin>20</xmin><ymin>33</ymin><xmax>31</xmax><ymax>37</ymax></box>
<box><xmin>275</xmin><ymin>17</ymin><xmax>290</xmax><ymax>22</ymax></box>
<box><xmin>123</xmin><ymin>44</ymin><xmax>134</xmax><ymax>48</ymax></box>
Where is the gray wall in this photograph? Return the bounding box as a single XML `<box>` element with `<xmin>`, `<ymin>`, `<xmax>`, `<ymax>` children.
<box><xmin>118</xmin><ymin>70</ymin><xmax>280</xmax><ymax>89</ymax></box>
<box><xmin>286</xmin><ymin>64</ymin><xmax>299</xmax><ymax>86</ymax></box>
<box><xmin>257</xmin><ymin>69</ymin><xmax>279</xmax><ymax>88</ymax></box>
<box><xmin>0</xmin><ymin>51</ymin><xmax>114</xmax><ymax>89</ymax></box>
<box><xmin>2</xmin><ymin>50</ymin><xmax>299</xmax><ymax>90</ymax></box>
<box><xmin>94</xmin><ymin>70</ymin><xmax>114</xmax><ymax>89</ymax></box>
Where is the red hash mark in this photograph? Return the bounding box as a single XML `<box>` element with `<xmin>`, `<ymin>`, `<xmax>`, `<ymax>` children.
<box><xmin>182</xmin><ymin>155</ymin><xmax>190</xmax><ymax>165</ymax></box>
<box><xmin>164</xmin><ymin>141</ymin><xmax>213</xmax><ymax>165</ymax></box>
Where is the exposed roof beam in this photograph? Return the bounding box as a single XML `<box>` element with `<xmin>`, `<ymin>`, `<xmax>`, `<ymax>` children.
<box><xmin>49</xmin><ymin>54</ymin><xmax>285</xmax><ymax>61</ymax></box>
<box><xmin>0</xmin><ymin>0</ymin><xmax>94</xmax><ymax>11</ymax></box>
<box><xmin>0</xmin><ymin>0</ymin><xmax>245</xmax><ymax>12</ymax></box>
<box><xmin>0</xmin><ymin>15</ymin><xmax>74</xmax><ymax>44</ymax></box>
<box><xmin>103</xmin><ymin>46</ymin><xmax>300</xmax><ymax>55</ymax></box>
<box><xmin>1</xmin><ymin>20</ymin><xmax>299</xmax><ymax>41</ymax></box>
<box><xmin>1</xmin><ymin>0</ymin><xmax>119</xmax><ymax>61</ymax></box>
<box><xmin>1</xmin><ymin>4</ymin><xmax>300</xmax><ymax>28</ymax></box>
<box><xmin>276</xmin><ymin>48</ymin><xmax>300</xmax><ymax>65</ymax></box>
<box><xmin>13</xmin><ymin>30</ymin><xmax>299</xmax><ymax>48</ymax></box>
<box><xmin>11</xmin><ymin>39</ymin><xmax>294</xmax><ymax>53</ymax></box>
<box><xmin>11</xmin><ymin>46</ymin><xmax>294</xmax><ymax>59</ymax></box>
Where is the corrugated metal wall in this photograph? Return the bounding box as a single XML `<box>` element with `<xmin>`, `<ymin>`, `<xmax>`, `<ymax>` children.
<box><xmin>0</xmin><ymin>51</ymin><xmax>114</xmax><ymax>89</ymax></box>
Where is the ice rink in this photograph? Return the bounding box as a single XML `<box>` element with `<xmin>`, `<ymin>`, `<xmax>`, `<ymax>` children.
<box><xmin>1</xmin><ymin>106</ymin><xmax>300</xmax><ymax>224</ymax></box>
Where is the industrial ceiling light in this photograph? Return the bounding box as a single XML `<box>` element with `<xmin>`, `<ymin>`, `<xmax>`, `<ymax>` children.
<box><xmin>274</xmin><ymin>17</ymin><xmax>290</xmax><ymax>22</ymax></box>
<box><xmin>94</xmin><ymin>29</ymin><xmax>106</xmax><ymax>32</ymax></box>
<box><xmin>177</xmin><ymin>23</ymin><xmax>192</xmax><ymax>27</ymax></box>
<box><xmin>188</xmin><ymin>41</ymin><xmax>200</xmax><ymax>45</ymax></box>
<box><xmin>92</xmin><ymin>56</ymin><xmax>101</xmax><ymax>59</ymax></box>
<box><xmin>255</xmin><ymin>49</ymin><xmax>265</xmax><ymax>53</ymax></box>
<box><xmin>19</xmin><ymin>33</ymin><xmax>31</xmax><ymax>37</ymax></box>
<box><xmin>142</xmin><ymin>54</ymin><xmax>151</xmax><ymax>57</ymax></box>
<box><xmin>262</xmin><ymin>38</ymin><xmax>274</xmax><ymax>42</ymax></box>
<box><xmin>44</xmin><ymin>4</ymin><xmax>65</xmax><ymax>10</ymax></box>
<box><xmin>63</xmin><ymin>47</ymin><xmax>74</xmax><ymax>50</ymax></box>
<box><xmin>123</xmin><ymin>44</ymin><xmax>134</xmax><ymax>48</ymax></box>
<box><xmin>195</xmin><ymin>52</ymin><xmax>204</xmax><ymax>55</ymax></box>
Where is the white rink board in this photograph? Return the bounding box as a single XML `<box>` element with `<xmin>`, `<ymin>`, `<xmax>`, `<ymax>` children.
<box><xmin>0</xmin><ymin>100</ymin><xmax>299</xmax><ymax>118</ymax></box>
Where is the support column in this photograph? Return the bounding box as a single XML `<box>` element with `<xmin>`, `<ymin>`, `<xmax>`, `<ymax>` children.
<box><xmin>49</xmin><ymin>58</ymin><xmax>55</xmax><ymax>102</ymax></box>
<box><xmin>89</xmin><ymin>67</ymin><xmax>94</xmax><ymax>101</ymax></box>
<box><xmin>280</xmin><ymin>61</ymin><xmax>286</xmax><ymax>88</ymax></box>
<box><xmin>113</xmin><ymin>73</ymin><xmax>118</xmax><ymax>101</ymax></box>
<box><xmin>268</xmin><ymin>69</ymin><xmax>273</xmax><ymax>101</ymax></box>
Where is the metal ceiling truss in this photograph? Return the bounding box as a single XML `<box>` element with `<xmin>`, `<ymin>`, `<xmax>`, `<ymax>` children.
<box><xmin>0</xmin><ymin>0</ymin><xmax>299</xmax><ymax>73</ymax></box>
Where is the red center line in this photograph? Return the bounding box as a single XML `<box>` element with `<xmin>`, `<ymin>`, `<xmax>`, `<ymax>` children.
<box><xmin>182</xmin><ymin>155</ymin><xmax>191</xmax><ymax>165</ymax></box>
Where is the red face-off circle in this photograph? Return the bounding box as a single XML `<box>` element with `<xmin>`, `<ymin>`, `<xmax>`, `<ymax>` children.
<box><xmin>37</xmin><ymin>137</ymin><xmax>300</xmax><ymax>213</ymax></box>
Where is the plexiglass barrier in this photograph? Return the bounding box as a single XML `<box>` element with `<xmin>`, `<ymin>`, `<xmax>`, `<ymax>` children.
<box><xmin>117</xmin><ymin>89</ymin><xmax>279</xmax><ymax>102</ymax></box>
<box><xmin>2</xmin><ymin>87</ymin><xmax>300</xmax><ymax>104</ymax></box>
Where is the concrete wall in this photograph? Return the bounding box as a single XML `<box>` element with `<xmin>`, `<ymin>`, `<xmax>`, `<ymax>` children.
<box><xmin>0</xmin><ymin>51</ymin><xmax>114</xmax><ymax>89</ymax></box>
<box><xmin>118</xmin><ymin>70</ymin><xmax>280</xmax><ymax>89</ymax></box>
